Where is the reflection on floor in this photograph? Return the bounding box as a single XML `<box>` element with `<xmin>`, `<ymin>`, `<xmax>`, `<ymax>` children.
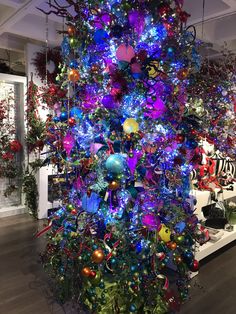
<box><xmin>0</xmin><ymin>214</ymin><xmax>235</xmax><ymax>314</ymax></box>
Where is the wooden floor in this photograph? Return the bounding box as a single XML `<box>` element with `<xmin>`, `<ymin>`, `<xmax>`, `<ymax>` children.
<box><xmin>0</xmin><ymin>214</ymin><xmax>235</xmax><ymax>314</ymax></box>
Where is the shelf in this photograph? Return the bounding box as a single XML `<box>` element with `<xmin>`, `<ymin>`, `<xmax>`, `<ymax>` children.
<box><xmin>196</xmin><ymin>228</ymin><xmax>236</xmax><ymax>261</ymax></box>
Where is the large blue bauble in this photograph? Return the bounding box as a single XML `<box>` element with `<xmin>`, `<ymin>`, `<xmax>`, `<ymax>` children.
<box><xmin>105</xmin><ymin>154</ymin><xmax>125</xmax><ymax>174</ymax></box>
<box><xmin>94</xmin><ymin>29</ymin><xmax>109</xmax><ymax>45</ymax></box>
<box><xmin>70</xmin><ymin>107</ymin><xmax>82</xmax><ymax>120</ymax></box>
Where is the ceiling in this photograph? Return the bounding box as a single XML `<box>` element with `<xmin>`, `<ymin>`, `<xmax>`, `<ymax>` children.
<box><xmin>0</xmin><ymin>0</ymin><xmax>236</xmax><ymax>72</ymax></box>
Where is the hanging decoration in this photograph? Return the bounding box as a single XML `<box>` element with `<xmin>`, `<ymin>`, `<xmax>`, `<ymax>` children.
<box><xmin>32</xmin><ymin>48</ymin><xmax>62</xmax><ymax>84</ymax></box>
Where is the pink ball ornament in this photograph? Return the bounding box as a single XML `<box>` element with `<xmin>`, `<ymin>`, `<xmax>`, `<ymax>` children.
<box><xmin>116</xmin><ymin>44</ymin><xmax>135</xmax><ymax>63</ymax></box>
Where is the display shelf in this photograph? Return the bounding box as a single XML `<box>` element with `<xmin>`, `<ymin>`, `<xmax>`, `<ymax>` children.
<box><xmin>196</xmin><ymin>228</ymin><xmax>236</xmax><ymax>261</ymax></box>
<box><xmin>190</xmin><ymin>182</ymin><xmax>236</xmax><ymax>267</ymax></box>
<box><xmin>190</xmin><ymin>182</ymin><xmax>236</xmax><ymax>220</ymax></box>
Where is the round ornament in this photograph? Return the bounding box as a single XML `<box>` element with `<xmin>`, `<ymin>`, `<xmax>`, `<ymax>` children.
<box><xmin>123</xmin><ymin>118</ymin><xmax>139</xmax><ymax>134</ymax></box>
<box><xmin>108</xmin><ymin>181</ymin><xmax>120</xmax><ymax>190</ymax></box>
<box><xmin>81</xmin><ymin>267</ymin><xmax>92</xmax><ymax>277</ymax></box>
<box><xmin>105</xmin><ymin>154</ymin><xmax>125</xmax><ymax>174</ymax></box>
<box><xmin>147</xmin><ymin>60</ymin><xmax>159</xmax><ymax>78</ymax></box>
<box><xmin>68</xmin><ymin>69</ymin><xmax>80</xmax><ymax>82</ymax></box>
<box><xmin>91</xmin><ymin>249</ymin><xmax>105</xmax><ymax>264</ymax></box>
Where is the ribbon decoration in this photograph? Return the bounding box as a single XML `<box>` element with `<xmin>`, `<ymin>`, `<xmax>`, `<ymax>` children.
<box><xmin>35</xmin><ymin>221</ymin><xmax>52</xmax><ymax>238</ymax></box>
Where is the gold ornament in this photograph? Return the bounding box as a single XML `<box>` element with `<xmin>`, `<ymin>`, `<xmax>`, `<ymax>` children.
<box><xmin>81</xmin><ymin>266</ymin><xmax>91</xmax><ymax>277</ymax></box>
<box><xmin>91</xmin><ymin>249</ymin><xmax>105</xmax><ymax>264</ymax></box>
<box><xmin>68</xmin><ymin>69</ymin><xmax>80</xmax><ymax>82</ymax></box>
<box><xmin>108</xmin><ymin>181</ymin><xmax>120</xmax><ymax>191</ymax></box>
<box><xmin>123</xmin><ymin>118</ymin><xmax>139</xmax><ymax>134</ymax></box>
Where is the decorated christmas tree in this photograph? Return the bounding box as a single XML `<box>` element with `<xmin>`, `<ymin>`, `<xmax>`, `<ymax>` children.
<box><xmin>38</xmin><ymin>0</ymin><xmax>204</xmax><ymax>312</ymax></box>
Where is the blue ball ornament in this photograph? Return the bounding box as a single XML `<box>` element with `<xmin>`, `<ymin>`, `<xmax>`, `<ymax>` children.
<box><xmin>182</xmin><ymin>250</ymin><xmax>194</xmax><ymax>264</ymax></box>
<box><xmin>53</xmin><ymin>116</ymin><xmax>60</xmax><ymax>123</ymax></box>
<box><xmin>94</xmin><ymin>29</ymin><xmax>109</xmax><ymax>45</ymax></box>
<box><xmin>105</xmin><ymin>154</ymin><xmax>125</xmax><ymax>174</ymax></box>
<box><xmin>135</xmin><ymin>241</ymin><xmax>143</xmax><ymax>253</ymax></box>
<box><xmin>69</xmin><ymin>59</ymin><xmax>79</xmax><ymax>68</ymax></box>
<box><xmin>60</xmin><ymin>111</ymin><xmax>68</xmax><ymax>121</ymax></box>
<box><xmin>70</xmin><ymin>107</ymin><xmax>82</xmax><ymax>120</ymax></box>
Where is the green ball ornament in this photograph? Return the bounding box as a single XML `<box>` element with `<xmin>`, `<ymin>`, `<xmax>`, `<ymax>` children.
<box><xmin>69</xmin><ymin>38</ymin><xmax>78</xmax><ymax>48</ymax></box>
<box><xmin>90</xmin><ymin>271</ymin><xmax>101</xmax><ymax>285</ymax></box>
<box><xmin>176</xmin><ymin>235</ymin><xmax>185</xmax><ymax>244</ymax></box>
<box><xmin>105</xmin><ymin>154</ymin><xmax>126</xmax><ymax>174</ymax></box>
<box><xmin>67</xmin><ymin>204</ymin><xmax>74</xmax><ymax>210</ymax></box>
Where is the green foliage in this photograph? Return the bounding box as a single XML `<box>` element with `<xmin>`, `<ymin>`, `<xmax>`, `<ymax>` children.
<box><xmin>22</xmin><ymin>171</ymin><xmax>38</xmax><ymax>219</ymax></box>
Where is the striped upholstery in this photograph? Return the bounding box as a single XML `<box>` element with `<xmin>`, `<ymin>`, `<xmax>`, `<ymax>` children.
<box><xmin>224</xmin><ymin>157</ymin><xmax>236</xmax><ymax>178</ymax></box>
<box><xmin>211</xmin><ymin>151</ymin><xmax>227</xmax><ymax>176</ymax></box>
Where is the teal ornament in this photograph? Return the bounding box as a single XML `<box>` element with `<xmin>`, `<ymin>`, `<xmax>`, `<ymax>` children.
<box><xmin>105</xmin><ymin>154</ymin><xmax>125</xmax><ymax>174</ymax></box>
<box><xmin>130</xmin><ymin>304</ymin><xmax>137</xmax><ymax>312</ymax></box>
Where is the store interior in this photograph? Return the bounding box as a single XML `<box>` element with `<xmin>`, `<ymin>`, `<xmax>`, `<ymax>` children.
<box><xmin>0</xmin><ymin>0</ymin><xmax>235</xmax><ymax>313</ymax></box>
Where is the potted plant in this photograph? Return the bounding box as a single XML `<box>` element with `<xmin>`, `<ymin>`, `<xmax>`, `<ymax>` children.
<box><xmin>225</xmin><ymin>201</ymin><xmax>236</xmax><ymax>225</ymax></box>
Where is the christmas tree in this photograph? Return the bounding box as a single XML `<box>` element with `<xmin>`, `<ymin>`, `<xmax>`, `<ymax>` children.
<box><xmin>39</xmin><ymin>0</ymin><xmax>202</xmax><ymax>312</ymax></box>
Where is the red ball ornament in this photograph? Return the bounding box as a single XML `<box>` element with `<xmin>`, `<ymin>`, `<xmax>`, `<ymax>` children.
<box><xmin>68</xmin><ymin>117</ymin><xmax>76</xmax><ymax>126</ymax></box>
<box><xmin>90</xmin><ymin>271</ymin><xmax>97</xmax><ymax>278</ymax></box>
<box><xmin>116</xmin><ymin>44</ymin><xmax>135</xmax><ymax>62</ymax></box>
<box><xmin>176</xmin><ymin>134</ymin><xmax>185</xmax><ymax>143</ymax></box>
<box><xmin>68</xmin><ymin>69</ymin><xmax>80</xmax><ymax>82</ymax></box>
<box><xmin>71</xmin><ymin>209</ymin><xmax>77</xmax><ymax>215</ymax></box>
<box><xmin>189</xmin><ymin>259</ymin><xmax>199</xmax><ymax>272</ymax></box>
